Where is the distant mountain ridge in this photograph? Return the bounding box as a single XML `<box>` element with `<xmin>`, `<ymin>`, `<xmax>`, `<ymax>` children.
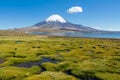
<box><xmin>0</xmin><ymin>30</ymin><xmax>33</xmax><ymax>36</ymax></box>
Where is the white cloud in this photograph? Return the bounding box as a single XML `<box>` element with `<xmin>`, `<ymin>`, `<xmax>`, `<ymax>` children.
<box><xmin>67</xmin><ymin>6</ymin><xmax>83</xmax><ymax>14</ymax></box>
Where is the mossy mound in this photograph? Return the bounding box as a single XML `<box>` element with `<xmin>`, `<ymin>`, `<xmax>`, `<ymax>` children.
<box><xmin>25</xmin><ymin>71</ymin><xmax>78</xmax><ymax>80</ymax></box>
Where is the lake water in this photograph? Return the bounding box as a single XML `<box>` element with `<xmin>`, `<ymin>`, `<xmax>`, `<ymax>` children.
<box><xmin>29</xmin><ymin>31</ymin><xmax>120</xmax><ymax>39</ymax></box>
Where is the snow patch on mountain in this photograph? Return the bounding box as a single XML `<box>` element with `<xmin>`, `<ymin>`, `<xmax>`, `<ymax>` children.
<box><xmin>46</xmin><ymin>14</ymin><xmax>67</xmax><ymax>23</ymax></box>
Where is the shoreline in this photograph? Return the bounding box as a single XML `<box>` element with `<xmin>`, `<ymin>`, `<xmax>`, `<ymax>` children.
<box><xmin>0</xmin><ymin>35</ymin><xmax>120</xmax><ymax>40</ymax></box>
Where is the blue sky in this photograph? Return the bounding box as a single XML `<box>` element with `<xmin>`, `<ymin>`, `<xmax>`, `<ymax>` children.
<box><xmin>0</xmin><ymin>0</ymin><xmax>120</xmax><ymax>31</ymax></box>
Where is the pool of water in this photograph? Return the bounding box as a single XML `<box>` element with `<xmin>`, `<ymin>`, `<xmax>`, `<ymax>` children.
<box><xmin>12</xmin><ymin>57</ymin><xmax>59</xmax><ymax>68</ymax></box>
<box><xmin>0</xmin><ymin>58</ymin><xmax>5</xmax><ymax>64</ymax></box>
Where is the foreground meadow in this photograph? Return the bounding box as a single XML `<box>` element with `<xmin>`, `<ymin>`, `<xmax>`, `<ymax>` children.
<box><xmin>0</xmin><ymin>36</ymin><xmax>120</xmax><ymax>80</ymax></box>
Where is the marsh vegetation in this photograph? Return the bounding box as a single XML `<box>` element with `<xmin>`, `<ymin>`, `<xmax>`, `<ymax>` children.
<box><xmin>0</xmin><ymin>36</ymin><xmax>120</xmax><ymax>80</ymax></box>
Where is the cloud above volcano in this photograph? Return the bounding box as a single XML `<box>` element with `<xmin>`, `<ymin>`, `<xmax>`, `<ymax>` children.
<box><xmin>67</xmin><ymin>6</ymin><xmax>83</xmax><ymax>14</ymax></box>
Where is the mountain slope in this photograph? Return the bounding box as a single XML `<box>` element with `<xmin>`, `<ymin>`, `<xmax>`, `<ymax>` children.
<box><xmin>33</xmin><ymin>21</ymin><xmax>99</xmax><ymax>32</ymax></box>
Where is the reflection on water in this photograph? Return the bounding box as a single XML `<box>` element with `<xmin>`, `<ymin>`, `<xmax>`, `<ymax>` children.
<box><xmin>12</xmin><ymin>57</ymin><xmax>59</xmax><ymax>68</ymax></box>
<box><xmin>29</xmin><ymin>31</ymin><xmax>120</xmax><ymax>39</ymax></box>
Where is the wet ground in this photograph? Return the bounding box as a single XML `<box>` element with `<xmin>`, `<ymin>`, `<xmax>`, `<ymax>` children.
<box><xmin>11</xmin><ymin>57</ymin><xmax>100</xmax><ymax>80</ymax></box>
<box><xmin>0</xmin><ymin>58</ymin><xmax>5</xmax><ymax>64</ymax></box>
<box><xmin>13</xmin><ymin>57</ymin><xmax>59</xmax><ymax>68</ymax></box>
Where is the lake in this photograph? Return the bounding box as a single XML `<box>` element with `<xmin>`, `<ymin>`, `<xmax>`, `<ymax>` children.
<box><xmin>29</xmin><ymin>31</ymin><xmax>120</xmax><ymax>39</ymax></box>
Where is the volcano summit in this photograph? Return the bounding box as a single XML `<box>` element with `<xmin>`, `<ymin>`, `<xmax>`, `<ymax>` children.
<box><xmin>46</xmin><ymin>14</ymin><xmax>67</xmax><ymax>23</ymax></box>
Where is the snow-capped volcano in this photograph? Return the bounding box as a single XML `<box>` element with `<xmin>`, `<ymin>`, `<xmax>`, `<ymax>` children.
<box><xmin>14</xmin><ymin>14</ymin><xmax>101</xmax><ymax>33</ymax></box>
<box><xmin>46</xmin><ymin>14</ymin><xmax>67</xmax><ymax>23</ymax></box>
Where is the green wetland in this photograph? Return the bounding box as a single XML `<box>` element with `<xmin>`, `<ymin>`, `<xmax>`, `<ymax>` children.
<box><xmin>0</xmin><ymin>36</ymin><xmax>120</xmax><ymax>80</ymax></box>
